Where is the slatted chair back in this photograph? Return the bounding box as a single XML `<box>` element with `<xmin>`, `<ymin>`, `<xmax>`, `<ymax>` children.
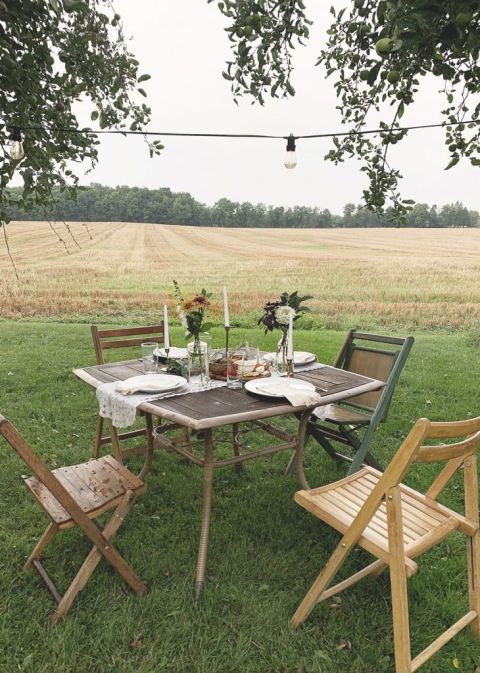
<box><xmin>91</xmin><ymin>323</ymin><xmax>166</xmax><ymax>364</ymax></box>
<box><xmin>368</xmin><ymin>415</ymin><xmax>480</xmax><ymax>490</ymax></box>
<box><xmin>413</xmin><ymin>417</ymin><xmax>480</xmax><ymax>507</ymax></box>
<box><xmin>334</xmin><ymin>330</ymin><xmax>414</xmax><ymax>419</ymax></box>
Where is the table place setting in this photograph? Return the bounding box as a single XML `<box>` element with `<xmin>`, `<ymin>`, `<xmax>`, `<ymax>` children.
<box><xmin>96</xmin><ymin>373</ymin><xmax>227</xmax><ymax>428</ymax></box>
<box><xmin>244</xmin><ymin>378</ymin><xmax>323</xmax><ymax>406</ymax></box>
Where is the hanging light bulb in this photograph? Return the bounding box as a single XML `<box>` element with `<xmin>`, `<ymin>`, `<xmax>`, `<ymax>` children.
<box><xmin>9</xmin><ymin>127</ymin><xmax>24</xmax><ymax>161</ymax></box>
<box><xmin>284</xmin><ymin>133</ymin><xmax>297</xmax><ymax>169</ymax></box>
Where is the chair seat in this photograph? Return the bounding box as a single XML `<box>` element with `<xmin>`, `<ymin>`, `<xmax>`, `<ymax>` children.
<box><xmin>312</xmin><ymin>403</ymin><xmax>371</xmax><ymax>425</ymax></box>
<box><xmin>295</xmin><ymin>467</ymin><xmax>461</xmax><ymax>566</ymax></box>
<box><xmin>24</xmin><ymin>456</ymin><xmax>145</xmax><ymax>528</ymax></box>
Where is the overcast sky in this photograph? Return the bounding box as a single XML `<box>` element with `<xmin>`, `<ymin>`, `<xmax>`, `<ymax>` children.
<box><xmin>78</xmin><ymin>0</ymin><xmax>480</xmax><ymax>214</ymax></box>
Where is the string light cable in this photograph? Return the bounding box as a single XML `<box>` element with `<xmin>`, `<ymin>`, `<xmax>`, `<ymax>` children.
<box><xmin>5</xmin><ymin>118</ymin><xmax>480</xmax><ymax>167</ymax></box>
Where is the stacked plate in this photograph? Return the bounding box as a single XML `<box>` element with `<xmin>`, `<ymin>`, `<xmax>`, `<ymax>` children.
<box><xmin>261</xmin><ymin>351</ymin><xmax>316</xmax><ymax>366</ymax></box>
<box><xmin>115</xmin><ymin>374</ymin><xmax>187</xmax><ymax>395</ymax></box>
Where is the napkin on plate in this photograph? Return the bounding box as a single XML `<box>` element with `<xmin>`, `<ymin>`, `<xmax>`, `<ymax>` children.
<box><xmin>256</xmin><ymin>381</ymin><xmax>322</xmax><ymax>407</ymax></box>
<box><xmin>115</xmin><ymin>378</ymin><xmax>169</xmax><ymax>395</ymax></box>
<box><xmin>295</xmin><ymin>353</ymin><xmax>315</xmax><ymax>365</ymax></box>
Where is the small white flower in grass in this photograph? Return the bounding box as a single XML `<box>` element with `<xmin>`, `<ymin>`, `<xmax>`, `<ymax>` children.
<box><xmin>275</xmin><ymin>305</ymin><xmax>296</xmax><ymax>325</ymax></box>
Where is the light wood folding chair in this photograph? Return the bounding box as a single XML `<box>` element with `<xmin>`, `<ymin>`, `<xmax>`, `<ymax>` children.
<box><xmin>91</xmin><ymin>324</ymin><xmax>167</xmax><ymax>461</ymax></box>
<box><xmin>0</xmin><ymin>414</ymin><xmax>147</xmax><ymax>623</ymax></box>
<box><xmin>307</xmin><ymin>330</ymin><xmax>414</xmax><ymax>474</ymax></box>
<box><xmin>291</xmin><ymin>416</ymin><xmax>480</xmax><ymax>673</ymax></box>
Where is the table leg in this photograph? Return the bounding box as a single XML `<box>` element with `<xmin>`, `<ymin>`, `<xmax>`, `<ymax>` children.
<box><xmin>109</xmin><ymin>421</ymin><xmax>122</xmax><ymax>464</ymax></box>
<box><xmin>193</xmin><ymin>428</ymin><xmax>214</xmax><ymax>600</ymax></box>
<box><xmin>295</xmin><ymin>410</ymin><xmax>312</xmax><ymax>490</ymax></box>
<box><xmin>138</xmin><ymin>413</ymin><xmax>154</xmax><ymax>481</ymax></box>
<box><xmin>232</xmin><ymin>423</ymin><xmax>243</xmax><ymax>471</ymax></box>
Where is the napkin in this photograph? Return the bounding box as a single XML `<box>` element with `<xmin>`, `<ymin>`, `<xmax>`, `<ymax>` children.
<box><xmin>115</xmin><ymin>378</ymin><xmax>169</xmax><ymax>395</ymax></box>
<box><xmin>257</xmin><ymin>381</ymin><xmax>323</xmax><ymax>407</ymax></box>
<box><xmin>295</xmin><ymin>353</ymin><xmax>315</xmax><ymax>364</ymax></box>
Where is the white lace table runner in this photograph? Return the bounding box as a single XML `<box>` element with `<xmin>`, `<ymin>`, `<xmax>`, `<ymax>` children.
<box><xmin>96</xmin><ymin>361</ymin><xmax>323</xmax><ymax>428</ymax></box>
<box><xmin>96</xmin><ymin>378</ymin><xmax>227</xmax><ymax>428</ymax></box>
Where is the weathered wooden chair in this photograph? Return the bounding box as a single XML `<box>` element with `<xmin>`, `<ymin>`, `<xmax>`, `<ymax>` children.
<box><xmin>91</xmin><ymin>324</ymin><xmax>167</xmax><ymax>461</ymax></box>
<box><xmin>291</xmin><ymin>416</ymin><xmax>480</xmax><ymax>673</ymax></box>
<box><xmin>0</xmin><ymin>414</ymin><xmax>146</xmax><ymax>622</ymax></box>
<box><xmin>307</xmin><ymin>330</ymin><xmax>414</xmax><ymax>474</ymax></box>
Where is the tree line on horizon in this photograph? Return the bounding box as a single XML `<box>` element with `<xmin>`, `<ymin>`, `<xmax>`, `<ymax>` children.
<box><xmin>6</xmin><ymin>184</ymin><xmax>479</xmax><ymax>228</ymax></box>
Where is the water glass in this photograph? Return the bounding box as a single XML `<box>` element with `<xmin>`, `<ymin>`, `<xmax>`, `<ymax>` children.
<box><xmin>226</xmin><ymin>350</ymin><xmax>245</xmax><ymax>389</ymax></box>
<box><xmin>141</xmin><ymin>341</ymin><xmax>158</xmax><ymax>374</ymax></box>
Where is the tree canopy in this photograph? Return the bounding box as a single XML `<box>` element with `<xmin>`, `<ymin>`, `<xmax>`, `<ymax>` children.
<box><xmin>214</xmin><ymin>0</ymin><xmax>480</xmax><ymax>217</ymax></box>
<box><xmin>7</xmin><ymin>183</ymin><xmax>478</xmax><ymax>229</ymax></box>
<box><xmin>0</xmin><ymin>0</ymin><xmax>159</xmax><ymax>227</ymax></box>
<box><xmin>3</xmin><ymin>2</ymin><xmax>480</xmax><ymax>224</ymax></box>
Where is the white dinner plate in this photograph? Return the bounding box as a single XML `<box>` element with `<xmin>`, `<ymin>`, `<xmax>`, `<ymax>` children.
<box><xmin>116</xmin><ymin>374</ymin><xmax>187</xmax><ymax>394</ymax></box>
<box><xmin>154</xmin><ymin>346</ymin><xmax>188</xmax><ymax>359</ymax></box>
<box><xmin>244</xmin><ymin>378</ymin><xmax>316</xmax><ymax>398</ymax></box>
<box><xmin>262</xmin><ymin>351</ymin><xmax>316</xmax><ymax>366</ymax></box>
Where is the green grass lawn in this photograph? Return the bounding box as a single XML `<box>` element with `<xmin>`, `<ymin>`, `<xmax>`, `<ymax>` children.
<box><xmin>0</xmin><ymin>321</ymin><xmax>479</xmax><ymax>673</ymax></box>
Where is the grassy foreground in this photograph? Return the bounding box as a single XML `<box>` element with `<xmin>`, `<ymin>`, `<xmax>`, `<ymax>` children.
<box><xmin>0</xmin><ymin>321</ymin><xmax>479</xmax><ymax>673</ymax></box>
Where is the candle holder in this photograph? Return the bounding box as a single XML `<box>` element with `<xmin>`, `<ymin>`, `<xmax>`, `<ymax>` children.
<box><xmin>161</xmin><ymin>346</ymin><xmax>169</xmax><ymax>374</ymax></box>
<box><xmin>286</xmin><ymin>357</ymin><xmax>294</xmax><ymax>378</ymax></box>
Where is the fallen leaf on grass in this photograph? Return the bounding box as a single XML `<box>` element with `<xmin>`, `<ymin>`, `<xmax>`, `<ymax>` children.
<box><xmin>329</xmin><ymin>596</ymin><xmax>342</xmax><ymax>608</ymax></box>
<box><xmin>452</xmin><ymin>656</ymin><xmax>460</xmax><ymax>668</ymax></box>
<box><xmin>129</xmin><ymin>638</ymin><xmax>142</xmax><ymax>650</ymax></box>
<box><xmin>336</xmin><ymin>639</ymin><xmax>352</xmax><ymax>650</ymax></box>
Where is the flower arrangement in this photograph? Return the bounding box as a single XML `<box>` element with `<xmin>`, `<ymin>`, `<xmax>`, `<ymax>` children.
<box><xmin>173</xmin><ymin>280</ymin><xmax>212</xmax><ymax>340</ymax></box>
<box><xmin>258</xmin><ymin>290</ymin><xmax>313</xmax><ymax>345</ymax></box>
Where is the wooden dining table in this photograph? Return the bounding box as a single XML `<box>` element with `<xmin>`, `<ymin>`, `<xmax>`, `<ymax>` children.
<box><xmin>74</xmin><ymin>359</ymin><xmax>384</xmax><ymax>598</ymax></box>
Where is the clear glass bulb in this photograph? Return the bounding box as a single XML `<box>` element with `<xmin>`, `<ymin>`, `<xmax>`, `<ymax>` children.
<box><xmin>9</xmin><ymin>139</ymin><xmax>24</xmax><ymax>161</ymax></box>
<box><xmin>284</xmin><ymin>150</ymin><xmax>297</xmax><ymax>169</ymax></box>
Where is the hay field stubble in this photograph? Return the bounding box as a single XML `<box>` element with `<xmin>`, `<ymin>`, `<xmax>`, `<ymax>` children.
<box><xmin>1</xmin><ymin>220</ymin><xmax>479</xmax><ymax>329</ymax></box>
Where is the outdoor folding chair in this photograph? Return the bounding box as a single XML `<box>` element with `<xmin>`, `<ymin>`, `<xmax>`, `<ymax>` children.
<box><xmin>91</xmin><ymin>323</ymin><xmax>167</xmax><ymax>462</ymax></box>
<box><xmin>291</xmin><ymin>416</ymin><xmax>480</xmax><ymax>673</ymax></box>
<box><xmin>307</xmin><ymin>330</ymin><xmax>414</xmax><ymax>474</ymax></box>
<box><xmin>0</xmin><ymin>414</ymin><xmax>146</xmax><ymax>622</ymax></box>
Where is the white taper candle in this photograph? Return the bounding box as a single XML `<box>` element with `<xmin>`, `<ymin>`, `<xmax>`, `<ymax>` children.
<box><xmin>223</xmin><ymin>286</ymin><xmax>230</xmax><ymax>328</ymax></box>
<box><xmin>163</xmin><ymin>303</ymin><xmax>170</xmax><ymax>350</ymax></box>
<box><xmin>287</xmin><ymin>313</ymin><xmax>293</xmax><ymax>360</ymax></box>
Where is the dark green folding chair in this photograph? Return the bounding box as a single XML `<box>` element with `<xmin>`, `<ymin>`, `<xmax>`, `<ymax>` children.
<box><xmin>307</xmin><ymin>330</ymin><xmax>414</xmax><ymax>474</ymax></box>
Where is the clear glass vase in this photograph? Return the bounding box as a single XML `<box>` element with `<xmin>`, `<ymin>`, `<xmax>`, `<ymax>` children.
<box><xmin>187</xmin><ymin>337</ymin><xmax>209</xmax><ymax>386</ymax></box>
<box><xmin>275</xmin><ymin>334</ymin><xmax>288</xmax><ymax>377</ymax></box>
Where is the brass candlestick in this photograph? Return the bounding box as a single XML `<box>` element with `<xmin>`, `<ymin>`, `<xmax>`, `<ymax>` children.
<box><xmin>287</xmin><ymin>357</ymin><xmax>294</xmax><ymax>378</ymax></box>
<box><xmin>162</xmin><ymin>346</ymin><xmax>169</xmax><ymax>373</ymax></box>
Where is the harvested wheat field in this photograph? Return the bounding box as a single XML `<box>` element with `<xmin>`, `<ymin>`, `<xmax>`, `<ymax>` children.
<box><xmin>1</xmin><ymin>220</ymin><xmax>479</xmax><ymax>329</ymax></box>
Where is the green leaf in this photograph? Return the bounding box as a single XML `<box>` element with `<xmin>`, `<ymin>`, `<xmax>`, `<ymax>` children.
<box><xmin>137</xmin><ymin>74</ymin><xmax>151</xmax><ymax>83</ymax></box>
<box><xmin>49</xmin><ymin>0</ymin><xmax>61</xmax><ymax>14</ymax></box>
<box><xmin>138</xmin><ymin>88</ymin><xmax>147</xmax><ymax>97</ymax></box>
<box><xmin>445</xmin><ymin>156</ymin><xmax>459</xmax><ymax>170</ymax></box>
